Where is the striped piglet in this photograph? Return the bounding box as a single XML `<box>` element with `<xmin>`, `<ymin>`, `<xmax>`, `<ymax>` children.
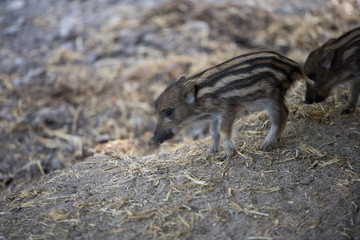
<box><xmin>151</xmin><ymin>51</ymin><xmax>314</xmax><ymax>158</ymax></box>
<box><xmin>304</xmin><ymin>27</ymin><xmax>360</xmax><ymax>114</ymax></box>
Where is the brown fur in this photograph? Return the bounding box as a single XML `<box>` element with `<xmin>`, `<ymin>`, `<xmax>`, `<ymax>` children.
<box><xmin>304</xmin><ymin>27</ymin><xmax>360</xmax><ymax>113</ymax></box>
<box><xmin>152</xmin><ymin>51</ymin><xmax>312</xmax><ymax>158</ymax></box>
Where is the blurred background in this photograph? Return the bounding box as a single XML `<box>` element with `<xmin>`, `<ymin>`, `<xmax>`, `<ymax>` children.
<box><xmin>0</xmin><ymin>0</ymin><xmax>359</xmax><ymax>190</ymax></box>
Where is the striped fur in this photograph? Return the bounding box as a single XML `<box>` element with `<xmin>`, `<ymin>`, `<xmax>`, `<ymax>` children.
<box><xmin>304</xmin><ymin>27</ymin><xmax>360</xmax><ymax>113</ymax></box>
<box><xmin>152</xmin><ymin>51</ymin><xmax>311</xmax><ymax>158</ymax></box>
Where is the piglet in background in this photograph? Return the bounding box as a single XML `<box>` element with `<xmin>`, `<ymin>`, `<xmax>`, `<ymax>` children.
<box><xmin>304</xmin><ymin>27</ymin><xmax>360</xmax><ymax>114</ymax></box>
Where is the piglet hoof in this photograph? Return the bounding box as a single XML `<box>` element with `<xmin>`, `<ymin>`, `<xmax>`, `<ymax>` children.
<box><xmin>260</xmin><ymin>142</ymin><xmax>274</xmax><ymax>152</ymax></box>
<box><xmin>341</xmin><ymin>105</ymin><xmax>355</xmax><ymax>114</ymax></box>
<box><xmin>207</xmin><ymin>150</ymin><xmax>217</xmax><ymax>158</ymax></box>
<box><xmin>221</xmin><ymin>139</ymin><xmax>235</xmax><ymax>160</ymax></box>
<box><xmin>208</xmin><ymin>143</ymin><xmax>219</xmax><ymax>154</ymax></box>
<box><xmin>207</xmin><ymin>150</ymin><xmax>215</xmax><ymax>156</ymax></box>
<box><xmin>223</xmin><ymin>151</ymin><xmax>235</xmax><ymax>160</ymax></box>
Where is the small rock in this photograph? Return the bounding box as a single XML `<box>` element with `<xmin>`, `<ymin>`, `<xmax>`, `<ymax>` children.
<box><xmin>59</xmin><ymin>42</ymin><xmax>75</xmax><ymax>52</ymax></box>
<box><xmin>59</xmin><ymin>16</ymin><xmax>84</xmax><ymax>40</ymax></box>
<box><xmin>6</xmin><ymin>0</ymin><xmax>25</xmax><ymax>10</ymax></box>
<box><xmin>59</xmin><ymin>144</ymin><xmax>75</xmax><ymax>154</ymax></box>
<box><xmin>119</xmin><ymin>28</ymin><xmax>141</xmax><ymax>47</ymax></box>
<box><xmin>88</xmin><ymin>54</ymin><xmax>99</xmax><ymax>63</ymax></box>
<box><xmin>50</xmin><ymin>158</ymin><xmax>62</xmax><ymax>170</ymax></box>
<box><xmin>14</xmin><ymin>57</ymin><xmax>26</xmax><ymax>69</ymax></box>
<box><xmin>32</xmin><ymin>104</ymin><xmax>70</xmax><ymax>127</ymax></box>
<box><xmin>3</xmin><ymin>16</ymin><xmax>25</xmax><ymax>36</ymax></box>
<box><xmin>95</xmin><ymin>134</ymin><xmax>112</xmax><ymax>144</ymax></box>
<box><xmin>182</xmin><ymin>20</ymin><xmax>210</xmax><ymax>39</ymax></box>
<box><xmin>0</xmin><ymin>55</ymin><xmax>26</xmax><ymax>74</ymax></box>
<box><xmin>3</xmin><ymin>25</ymin><xmax>19</xmax><ymax>36</ymax></box>
<box><xmin>12</xmin><ymin>68</ymin><xmax>46</xmax><ymax>86</ymax></box>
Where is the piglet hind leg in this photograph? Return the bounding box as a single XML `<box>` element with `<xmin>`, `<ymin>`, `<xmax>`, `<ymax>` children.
<box><xmin>208</xmin><ymin>117</ymin><xmax>220</xmax><ymax>154</ymax></box>
<box><xmin>219</xmin><ymin>111</ymin><xmax>236</xmax><ymax>159</ymax></box>
<box><xmin>261</xmin><ymin>99</ymin><xmax>288</xmax><ymax>151</ymax></box>
<box><xmin>341</xmin><ymin>79</ymin><xmax>360</xmax><ymax>114</ymax></box>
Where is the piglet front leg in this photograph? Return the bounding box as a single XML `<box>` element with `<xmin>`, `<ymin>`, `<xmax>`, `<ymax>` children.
<box><xmin>219</xmin><ymin>111</ymin><xmax>236</xmax><ymax>159</ymax></box>
<box><xmin>342</xmin><ymin>79</ymin><xmax>360</xmax><ymax>114</ymax></box>
<box><xmin>209</xmin><ymin>118</ymin><xmax>220</xmax><ymax>154</ymax></box>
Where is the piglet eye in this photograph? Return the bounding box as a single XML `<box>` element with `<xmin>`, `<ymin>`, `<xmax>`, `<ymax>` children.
<box><xmin>162</xmin><ymin>108</ymin><xmax>175</xmax><ymax>118</ymax></box>
<box><xmin>166</xmin><ymin>109</ymin><xmax>172</xmax><ymax>116</ymax></box>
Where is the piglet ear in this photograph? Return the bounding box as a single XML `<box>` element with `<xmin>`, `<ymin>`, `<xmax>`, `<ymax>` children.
<box><xmin>321</xmin><ymin>49</ymin><xmax>335</xmax><ymax>70</ymax></box>
<box><xmin>182</xmin><ymin>81</ymin><xmax>196</xmax><ymax>105</ymax></box>
<box><xmin>177</xmin><ymin>76</ymin><xmax>186</xmax><ymax>82</ymax></box>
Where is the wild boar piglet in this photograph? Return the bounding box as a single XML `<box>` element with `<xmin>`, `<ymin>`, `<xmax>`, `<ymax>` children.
<box><xmin>152</xmin><ymin>51</ymin><xmax>314</xmax><ymax>159</ymax></box>
<box><xmin>304</xmin><ymin>26</ymin><xmax>360</xmax><ymax>114</ymax></box>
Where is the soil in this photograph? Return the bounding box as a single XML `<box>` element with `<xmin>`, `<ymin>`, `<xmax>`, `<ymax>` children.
<box><xmin>1</xmin><ymin>106</ymin><xmax>359</xmax><ymax>239</ymax></box>
<box><xmin>0</xmin><ymin>0</ymin><xmax>359</xmax><ymax>239</ymax></box>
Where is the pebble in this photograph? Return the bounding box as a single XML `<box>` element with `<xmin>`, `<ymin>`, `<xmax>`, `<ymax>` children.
<box><xmin>6</xmin><ymin>0</ymin><xmax>25</xmax><ymax>11</ymax></box>
<box><xmin>59</xmin><ymin>16</ymin><xmax>83</xmax><ymax>40</ymax></box>
<box><xmin>3</xmin><ymin>25</ymin><xmax>19</xmax><ymax>36</ymax></box>
<box><xmin>12</xmin><ymin>67</ymin><xmax>46</xmax><ymax>87</ymax></box>
<box><xmin>50</xmin><ymin>158</ymin><xmax>63</xmax><ymax>170</ymax></box>
<box><xmin>32</xmin><ymin>104</ymin><xmax>70</xmax><ymax>127</ymax></box>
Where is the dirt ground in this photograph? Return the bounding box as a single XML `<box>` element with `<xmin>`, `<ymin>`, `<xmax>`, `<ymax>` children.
<box><xmin>0</xmin><ymin>0</ymin><xmax>359</xmax><ymax>239</ymax></box>
<box><xmin>1</xmin><ymin>105</ymin><xmax>359</xmax><ymax>239</ymax></box>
